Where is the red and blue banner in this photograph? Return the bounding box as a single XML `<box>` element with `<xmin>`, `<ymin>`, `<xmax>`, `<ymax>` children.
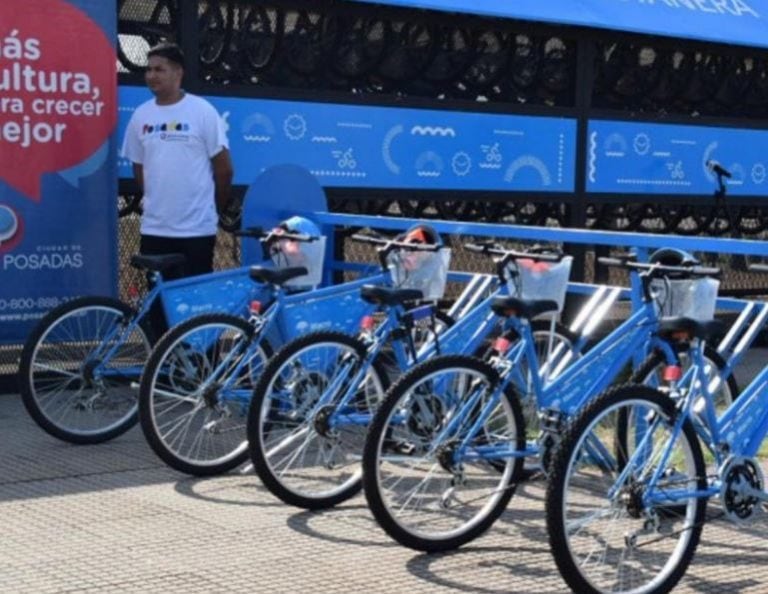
<box><xmin>0</xmin><ymin>0</ymin><xmax>117</xmax><ymax>343</ymax></box>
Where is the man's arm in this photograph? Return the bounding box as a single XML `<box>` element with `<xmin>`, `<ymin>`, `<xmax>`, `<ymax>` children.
<box><xmin>132</xmin><ymin>163</ymin><xmax>144</xmax><ymax>194</ymax></box>
<box><xmin>211</xmin><ymin>148</ymin><xmax>234</xmax><ymax>214</ymax></box>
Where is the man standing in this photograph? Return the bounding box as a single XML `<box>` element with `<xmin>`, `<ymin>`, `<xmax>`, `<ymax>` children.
<box><xmin>122</xmin><ymin>42</ymin><xmax>233</xmax><ymax>279</ymax></box>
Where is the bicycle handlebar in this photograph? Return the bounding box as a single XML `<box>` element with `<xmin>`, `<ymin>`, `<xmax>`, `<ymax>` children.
<box><xmin>598</xmin><ymin>256</ymin><xmax>720</xmax><ymax>279</ymax></box>
<box><xmin>351</xmin><ymin>233</ymin><xmax>443</xmax><ymax>253</ymax></box>
<box><xmin>234</xmin><ymin>226</ymin><xmax>319</xmax><ymax>244</ymax></box>
<box><xmin>464</xmin><ymin>242</ymin><xmax>564</xmax><ymax>263</ymax></box>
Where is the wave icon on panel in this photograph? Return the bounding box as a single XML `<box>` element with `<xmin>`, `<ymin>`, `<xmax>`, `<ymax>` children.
<box><xmin>0</xmin><ymin>205</ymin><xmax>19</xmax><ymax>247</ymax></box>
<box><xmin>415</xmin><ymin>151</ymin><xmax>444</xmax><ymax>177</ymax></box>
<box><xmin>504</xmin><ymin>156</ymin><xmax>552</xmax><ymax>186</ymax></box>
<box><xmin>588</xmin><ymin>131</ymin><xmax>597</xmax><ymax>183</ymax></box>
<box><xmin>241</xmin><ymin>113</ymin><xmax>275</xmax><ymax>142</ymax></box>
<box><xmin>411</xmin><ymin>125</ymin><xmax>456</xmax><ymax>137</ymax></box>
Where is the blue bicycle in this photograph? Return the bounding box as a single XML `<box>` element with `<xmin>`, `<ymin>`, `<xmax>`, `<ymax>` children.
<box><xmin>544</xmin><ymin>263</ymin><xmax>768</xmax><ymax>594</ymax></box>
<box><xmin>138</xmin><ymin>224</ymin><xmax>453</xmax><ymax>476</ymax></box>
<box><xmin>246</xmin><ymin>239</ymin><xmax>583</xmax><ymax>509</ymax></box>
<box><xmin>362</xmin><ymin>249</ymin><xmax>722</xmax><ymax>552</ymax></box>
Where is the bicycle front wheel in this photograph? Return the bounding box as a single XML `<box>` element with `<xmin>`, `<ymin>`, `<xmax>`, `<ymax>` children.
<box><xmin>139</xmin><ymin>313</ymin><xmax>271</xmax><ymax>476</ymax></box>
<box><xmin>546</xmin><ymin>385</ymin><xmax>706</xmax><ymax>594</ymax></box>
<box><xmin>19</xmin><ymin>296</ymin><xmax>151</xmax><ymax>444</ymax></box>
<box><xmin>363</xmin><ymin>355</ymin><xmax>525</xmax><ymax>552</ymax></box>
<box><xmin>248</xmin><ymin>331</ymin><xmax>389</xmax><ymax>509</ymax></box>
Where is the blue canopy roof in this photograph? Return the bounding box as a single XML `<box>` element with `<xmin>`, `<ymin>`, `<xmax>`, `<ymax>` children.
<box><xmin>347</xmin><ymin>0</ymin><xmax>768</xmax><ymax>50</ymax></box>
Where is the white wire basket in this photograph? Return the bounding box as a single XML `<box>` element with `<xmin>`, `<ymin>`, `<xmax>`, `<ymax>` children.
<box><xmin>387</xmin><ymin>247</ymin><xmax>451</xmax><ymax>300</ymax></box>
<box><xmin>270</xmin><ymin>236</ymin><xmax>326</xmax><ymax>288</ymax></box>
<box><xmin>506</xmin><ymin>256</ymin><xmax>573</xmax><ymax>312</ymax></box>
<box><xmin>651</xmin><ymin>277</ymin><xmax>719</xmax><ymax>321</ymax></box>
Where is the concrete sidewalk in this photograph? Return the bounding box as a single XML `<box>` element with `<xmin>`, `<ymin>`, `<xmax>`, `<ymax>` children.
<box><xmin>1</xmin><ymin>350</ymin><xmax>768</xmax><ymax>593</ymax></box>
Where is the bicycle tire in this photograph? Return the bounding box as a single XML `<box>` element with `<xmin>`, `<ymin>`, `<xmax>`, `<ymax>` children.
<box><xmin>546</xmin><ymin>385</ymin><xmax>706</xmax><ymax>594</ymax></box>
<box><xmin>248</xmin><ymin>330</ymin><xmax>390</xmax><ymax>509</ymax></box>
<box><xmin>19</xmin><ymin>296</ymin><xmax>153</xmax><ymax>444</ymax></box>
<box><xmin>139</xmin><ymin>313</ymin><xmax>271</xmax><ymax>476</ymax></box>
<box><xmin>198</xmin><ymin>0</ymin><xmax>232</xmax><ymax>68</ymax></box>
<box><xmin>363</xmin><ymin>354</ymin><xmax>526</xmax><ymax>552</ymax></box>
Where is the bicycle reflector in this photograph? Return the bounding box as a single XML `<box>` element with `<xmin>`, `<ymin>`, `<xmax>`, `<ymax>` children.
<box><xmin>360</xmin><ymin>315</ymin><xmax>376</xmax><ymax>331</ymax></box>
<box><xmin>663</xmin><ymin>365</ymin><xmax>683</xmax><ymax>382</ymax></box>
<box><xmin>493</xmin><ymin>337</ymin><xmax>512</xmax><ymax>353</ymax></box>
<box><xmin>249</xmin><ymin>300</ymin><xmax>263</xmax><ymax>314</ymax></box>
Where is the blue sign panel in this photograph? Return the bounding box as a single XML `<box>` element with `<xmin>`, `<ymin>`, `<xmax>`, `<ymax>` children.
<box><xmin>118</xmin><ymin>86</ymin><xmax>576</xmax><ymax>193</ymax></box>
<box><xmin>348</xmin><ymin>0</ymin><xmax>768</xmax><ymax>50</ymax></box>
<box><xmin>0</xmin><ymin>0</ymin><xmax>117</xmax><ymax>343</ymax></box>
<box><xmin>587</xmin><ymin>120</ymin><xmax>768</xmax><ymax>196</ymax></box>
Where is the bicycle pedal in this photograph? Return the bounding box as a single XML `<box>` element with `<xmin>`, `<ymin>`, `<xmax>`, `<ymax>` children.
<box><xmin>384</xmin><ymin>439</ymin><xmax>416</xmax><ymax>456</ymax></box>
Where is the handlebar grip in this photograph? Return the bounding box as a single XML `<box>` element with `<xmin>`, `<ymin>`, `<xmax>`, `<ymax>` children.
<box><xmin>597</xmin><ymin>257</ymin><xmax>625</xmax><ymax>267</ymax></box>
<box><xmin>234</xmin><ymin>226</ymin><xmax>264</xmax><ymax>238</ymax></box>
<box><xmin>351</xmin><ymin>233</ymin><xmax>387</xmax><ymax>245</ymax></box>
<box><xmin>691</xmin><ymin>265</ymin><xmax>721</xmax><ymax>277</ymax></box>
<box><xmin>464</xmin><ymin>243</ymin><xmax>491</xmax><ymax>254</ymax></box>
<box><xmin>748</xmin><ymin>263</ymin><xmax>768</xmax><ymax>273</ymax></box>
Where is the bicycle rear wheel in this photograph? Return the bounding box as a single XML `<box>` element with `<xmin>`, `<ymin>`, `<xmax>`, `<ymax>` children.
<box><xmin>139</xmin><ymin>313</ymin><xmax>271</xmax><ymax>476</ymax></box>
<box><xmin>363</xmin><ymin>355</ymin><xmax>525</xmax><ymax>552</ymax></box>
<box><xmin>248</xmin><ymin>331</ymin><xmax>389</xmax><ymax>509</ymax></box>
<box><xmin>546</xmin><ymin>385</ymin><xmax>706</xmax><ymax>594</ymax></box>
<box><xmin>19</xmin><ymin>297</ymin><xmax>151</xmax><ymax>444</ymax></box>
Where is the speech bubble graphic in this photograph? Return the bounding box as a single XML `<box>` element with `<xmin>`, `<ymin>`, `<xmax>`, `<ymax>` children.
<box><xmin>59</xmin><ymin>139</ymin><xmax>109</xmax><ymax>187</ymax></box>
<box><xmin>0</xmin><ymin>0</ymin><xmax>117</xmax><ymax>200</ymax></box>
<box><xmin>0</xmin><ymin>204</ymin><xmax>21</xmax><ymax>251</ymax></box>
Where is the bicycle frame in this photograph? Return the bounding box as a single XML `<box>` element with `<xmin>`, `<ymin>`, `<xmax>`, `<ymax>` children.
<box><xmin>327</xmin><ymin>287</ymin><xmax>506</xmax><ymax>430</ymax></box>
<box><xmin>191</xmin><ymin>273</ymin><xmax>389</xmax><ymax>409</ymax></box>
<box><xmin>90</xmin><ymin>270</ymin><xmax>167</xmax><ymax>381</ymax></box>
<box><xmin>430</xmin><ymin>275</ymin><xmax>685</xmax><ymax>465</ymax></box>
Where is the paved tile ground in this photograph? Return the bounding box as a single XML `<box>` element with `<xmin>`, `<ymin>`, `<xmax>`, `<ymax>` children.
<box><xmin>2</xmin><ymin>351</ymin><xmax>768</xmax><ymax>593</ymax></box>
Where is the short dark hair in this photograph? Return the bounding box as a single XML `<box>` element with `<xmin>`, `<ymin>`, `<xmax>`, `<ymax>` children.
<box><xmin>147</xmin><ymin>42</ymin><xmax>185</xmax><ymax>68</ymax></box>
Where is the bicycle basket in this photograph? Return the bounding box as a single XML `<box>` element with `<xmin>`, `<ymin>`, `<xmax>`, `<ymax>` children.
<box><xmin>506</xmin><ymin>256</ymin><xmax>573</xmax><ymax>312</ymax></box>
<box><xmin>651</xmin><ymin>277</ymin><xmax>719</xmax><ymax>321</ymax></box>
<box><xmin>387</xmin><ymin>247</ymin><xmax>451</xmax><ymax>300</ymax></box>
<box><xmin>270</xmin><ymin>235</ymin><xmax>326</xmax><ymax>288</ymax></box>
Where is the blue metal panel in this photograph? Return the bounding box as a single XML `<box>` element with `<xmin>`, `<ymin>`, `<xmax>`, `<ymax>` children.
<box><xmin>118</xmin><ymin>86</ymin><xmax>576</xmax><ymax>192</ymax></box>
<box><xmin>346</xmin><ymin>0</ymin><xmax>768</xmax><ymax>50</ymax></box>
<box><xmin>588</xmin><ymin>120</ymin><xmax>768</xmax><ymax>196</ymax></box>
<box><xmin>161</xmin><ymin>268</ymin><xmax>268</xmax><ymax>327</ymax></box>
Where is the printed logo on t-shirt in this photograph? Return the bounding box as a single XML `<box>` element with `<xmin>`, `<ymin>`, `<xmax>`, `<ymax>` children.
<box><xmin>142</xmin><ymin>121</ymin><xmax>191</xmax><ymax>142</ymax></box>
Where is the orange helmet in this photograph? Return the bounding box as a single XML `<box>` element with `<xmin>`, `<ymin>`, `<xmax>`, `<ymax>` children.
<box><xmin>400</xmin><ymin>224</ymin><xmax>441</xmax><ymax>246</ymax></box>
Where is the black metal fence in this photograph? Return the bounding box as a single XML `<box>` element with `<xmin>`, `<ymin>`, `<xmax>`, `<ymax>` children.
<box><xmin>4</xmin><ymin>0</ymin><xmax>768</xmax><ymax>375</ymax></box>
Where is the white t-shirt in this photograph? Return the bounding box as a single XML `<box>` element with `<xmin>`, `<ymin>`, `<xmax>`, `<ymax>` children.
<box><xmin>121</xmin><ymin>93</ymin><xmax>228</xmax><ymax>237</ymax></box>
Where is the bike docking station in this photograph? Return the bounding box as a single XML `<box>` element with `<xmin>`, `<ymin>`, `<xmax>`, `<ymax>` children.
<box><xmin>233</xmin><ymin>164</ymin><xmax>768</xmax><ymax>372</ymax></box>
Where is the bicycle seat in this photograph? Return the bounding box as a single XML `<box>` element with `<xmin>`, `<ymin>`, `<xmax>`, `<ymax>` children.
<box><xmin>131</xmin><ymin>253</ymin><xmax>185</xmax><ymax>272</ymax></box>
<box><xmin>490</xmin><ymin>296</ymin><xmax>559</xmax><ymax>319</ymax></box>
<box><xmin>658</xmin><ymin>317</ymin><xmax>724</xmax><ymax>343</ymax></box>
<box><xmin>360</xmin><ymin>285</ymin><xmax>423</xmax><ymax>306</ymax></box>
<box><xmin>249</xmin><ymin>266</ymin><xmax>308</xmax><ymax>286</ymax></box>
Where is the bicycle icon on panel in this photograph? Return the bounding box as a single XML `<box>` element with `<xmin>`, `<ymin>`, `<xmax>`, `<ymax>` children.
<box><xmin>667</xmin><ymin>160</ymin><xmax>685</xmax><ymax>180</ymax></box>
<box><xmin>481</xmin><ymin>143</ymin><xmax>502</xmax><ymax>164</ymax></box>
<box><xmin>332</xmin><ymin>148</ymin><xmax>357</xmax><ymax>169</ymax></box>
